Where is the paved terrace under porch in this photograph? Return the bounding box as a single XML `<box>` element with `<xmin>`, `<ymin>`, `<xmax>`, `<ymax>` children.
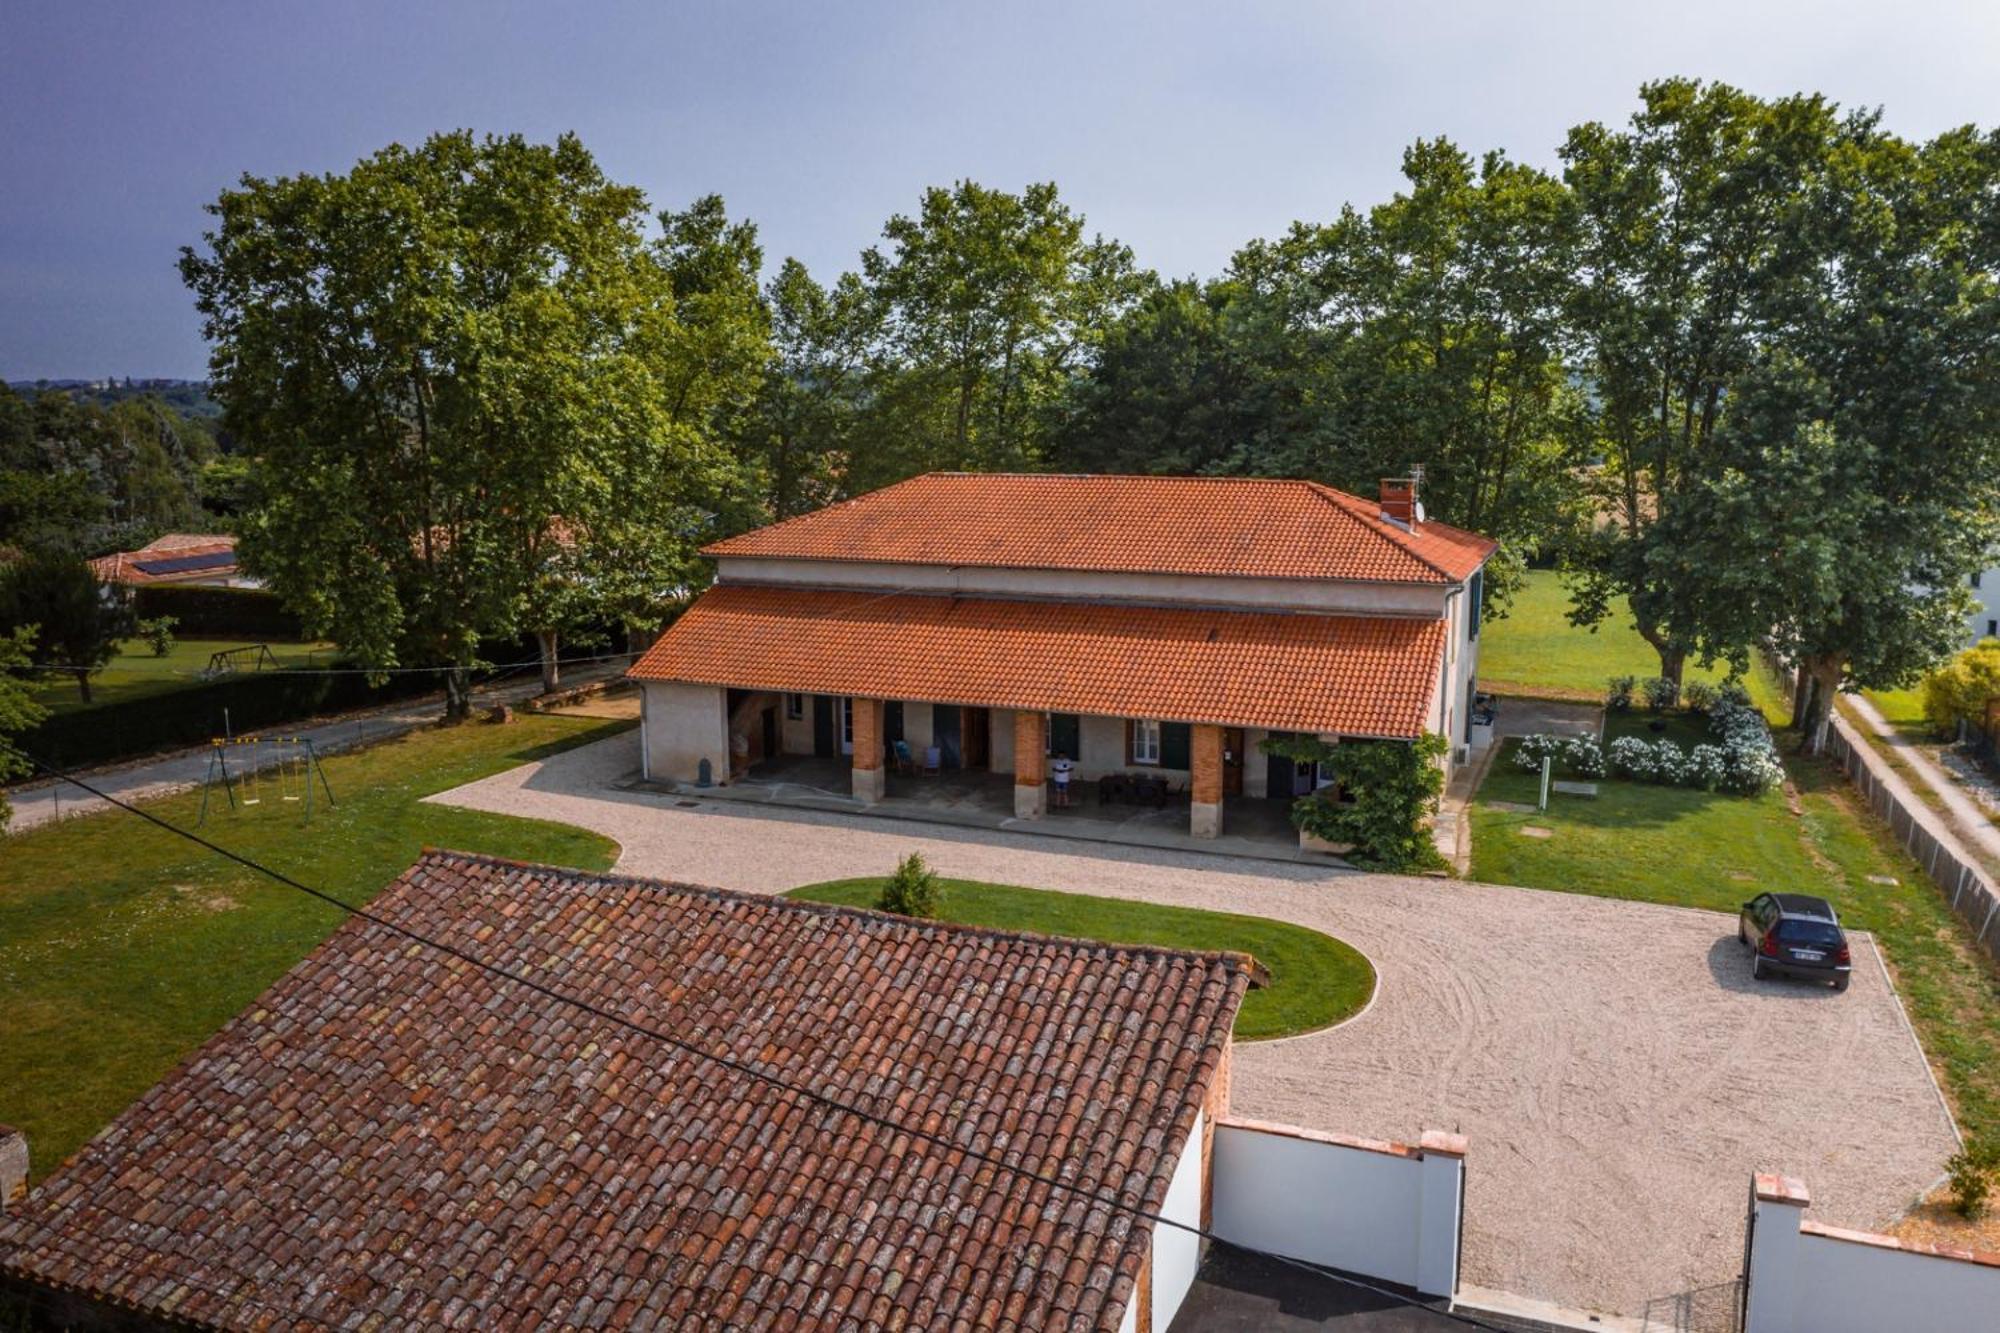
<box><xmin>632</xmin><ymin>752</ymin><xmax>1348</xmax><ymax>867</ymax></box>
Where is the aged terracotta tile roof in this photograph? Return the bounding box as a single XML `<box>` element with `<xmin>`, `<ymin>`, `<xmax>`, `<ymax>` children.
<box><xmin>0</xmin><ymin>851</ymin><xmax>1248</xmax><ymax>1332</ymax></box>
<box><xmin>630</xmin><ymin>583</ymin><xmax>1448</xmax><ymax>738</ymax></box>
<box><xmin>701</xmin><ymin>473</ymin><xmax>1496</xmax><ymax>584</ymax></box>
<box><xmin>88</xmin><ymin>533</ymin><xmax>239</xmax><ymax>585</ymax></box>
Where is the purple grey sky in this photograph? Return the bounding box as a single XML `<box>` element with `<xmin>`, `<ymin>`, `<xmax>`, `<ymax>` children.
<box><xmin>5</xmin><ymin>0</ymin><xmax>1998</xmax><ymax>380</ymax></box>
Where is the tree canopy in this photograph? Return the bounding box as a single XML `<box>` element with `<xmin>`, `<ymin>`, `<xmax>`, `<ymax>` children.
<box><xmin>180</xmin><ymin>132</ymin><xmax>752</xmax><ymax>714</ymax></box>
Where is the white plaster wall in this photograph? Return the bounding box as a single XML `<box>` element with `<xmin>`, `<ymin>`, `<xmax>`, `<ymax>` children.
<box><xmin>780</xmin><ymin>696</ymin><xmax>814</xmax><ymax>755</ymax></box>
<box><xmin>1747</xmin><ymin>1202</ymin><xmax>2000</xmax><ymax>1333</ymax></box>
<box><xmin>1210</xmin><ymin>1123</ymin><xmax>1459</xmax><ymax>1295</ymax></box>
<box><xmin>989</xmin><ymin>708</ymin><xmax>1016</xmax><ymax>772</ymax></box>
<box><xmin>1242</xmin><ymin>728</ymin><xmax>1268</xmax><ymax>798</ymax></box>
<box><xmin>1150</xmin><ymin>1110</ymin><xmax>1204</xmax><ymax>1333</ymax></box>
<box><xmin>902</xmin><ymin>701</ymin><xmax>934</xmax><ymax>754</ymax></box>
<box><xmin>1078</xmin><ymin>715</ymin><xmax>1129</xmax><ymax>779</ymax></box>
<box><xmin>641</xmin><ymin>682</ymin><xmax>731</xmax><ymax>784</ymax></box>
<box><xmin>715</xmin><ymin>555</ymin><xmax>1451</xmax><ymax>617</ymax></box>
<box><xmin>1968</xmin><ymin>567</ymin><xmax>2000</xmax><ymax>645</ymax></box>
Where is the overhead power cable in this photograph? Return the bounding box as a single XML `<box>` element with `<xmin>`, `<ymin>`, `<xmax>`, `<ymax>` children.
<box><xmin>12</xmin><ymin>753</ymin><xmax>1508</xmax><ymax>1332</ymax></box>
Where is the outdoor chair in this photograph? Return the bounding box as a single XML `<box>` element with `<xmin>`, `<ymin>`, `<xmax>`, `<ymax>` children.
<box><xmin>923</xmin><ymin>746</ymin><xmax>942</xmax><ymax>776</ymax></box>
<box><xmin>891</xmin><ymin>740</ymin><xmax>915</xmax><ymax>774</ymax></box>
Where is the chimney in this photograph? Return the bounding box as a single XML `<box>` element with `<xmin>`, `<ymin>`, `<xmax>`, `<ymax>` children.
<box><xmin>1380</xmin><ymin>470</ymin><xmax>1423</xmax><ymax>528</ymax></box>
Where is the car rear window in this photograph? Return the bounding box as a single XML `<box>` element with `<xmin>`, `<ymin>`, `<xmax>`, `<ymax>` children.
<box><xmin>1777</xmin><ymin>919</ymin><xmax>1842</xmax><ymax>946</ymax></box>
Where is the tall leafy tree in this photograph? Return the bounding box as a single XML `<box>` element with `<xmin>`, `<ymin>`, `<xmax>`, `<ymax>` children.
<box><xmin>1650</xmin><ymin>120</ymin><xmax>2000</xmax><ymax>749</ymax></box>
<box><xmin>736</xmin><ymin>258</ymin><xmax>872</xmax><ymax>520</ymax></box>
<box><xmin>855</xmin><ymin>181</ymin><xmax>1143</xmax><ymax>485</ymax></box>
<box><xmin>182</xmin><ymin>132</ymin><xmax>744</xmax><ymax>716</ymax></box>
<box><xmin>0</xmin><ymin>551</ymin><xmax>130</xmax><ymax>703</ymax></box>
<box><xmin>0</xmin><ymin>625</ymin><xmax>48</xmax><ymax>829</ymax></box>
<box><xmin>1560</xmin><ymin>80</ymin><xmax>1846</xmax><ymax>682</ymax></box>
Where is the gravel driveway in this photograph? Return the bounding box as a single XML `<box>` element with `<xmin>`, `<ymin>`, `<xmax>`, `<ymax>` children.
<box><xmin>432</xmin><ymin>731</ymin><xmax>1959</xmax><ymax>1325</ymax></box>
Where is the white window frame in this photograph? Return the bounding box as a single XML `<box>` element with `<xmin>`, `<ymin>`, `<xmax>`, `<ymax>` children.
<box><xmin>1132</xmin><ymin>718</ymin><xmax>1162</xmax><ymax>766</ymax></box>
<box><xmin>840</xmin><ymin>697</ymin><xmax>854</xmax><ymax>753</ymax></box>
<box><xmin>785</xmin><ymin>693</ymin><xmax>805</xmax><ymax>721</ymax></box>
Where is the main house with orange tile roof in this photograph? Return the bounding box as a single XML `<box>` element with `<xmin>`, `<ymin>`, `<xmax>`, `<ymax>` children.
<box><xmin>629</xmin><ymin>472</ymin><xmax>1496</xmax><ymax>841</ymax></box>
<box><xmin>86</xmin><ymin>533</ymin><xmax>255</xmax><ymax>589</ymax></box>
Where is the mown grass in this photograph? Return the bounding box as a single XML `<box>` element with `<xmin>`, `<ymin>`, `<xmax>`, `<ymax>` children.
<box><xmin>1861</xmin><ymin>686</ymin><xmax>1936</xmax><ymax>742</ymax></box>
<box><xmin>1472</xmin><ymin>703</ymin><xmax>2000</xmax><ymax>1146</ymax></box>
<box><xmin>28</xmin><ymin>637</ymin><xmax>338</xmax><ymax>715</ymax></box>
<box><xmin>784</xmin><ymin>876</ymin><xmax>1375</xmax><ymax>1042</ymax></box>
<box><xmin>0</xmin><ymin>714</ymin><xmax>628</xmax><ymax>1182</ymax></box>
<box><xmin>1480</xmin><ymin>570</ymin><xmax>1736</xmax><ymax>701</ymax></box>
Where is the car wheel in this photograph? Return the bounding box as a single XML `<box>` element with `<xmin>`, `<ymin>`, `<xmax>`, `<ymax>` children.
<box><xmin>1751</xmin><ymin>955</ymin><xmax>1766</xmax><ymax>980</ymax></box>
<box><xmin>1834</xmin><ymin>975</ymin><xmax>1850</xmax><ymax>993</ymax></box>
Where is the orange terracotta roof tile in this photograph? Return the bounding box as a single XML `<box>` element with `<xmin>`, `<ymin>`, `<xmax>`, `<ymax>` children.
<box><xmin>631</xmin><ymin>583</ymin><xmax>1448</xmax><ymax>738</ymax></box>
<box><xmin>702</xmin><ymin>473</ymin><xmax>1496</xmax><ymax>584</ymax></box>
<box><xmin>0</xmin><ymin>850</ymin><xmax>1248</xmax><ymax>1331</ymax></box>
<box><xmin>88</xmin><ymin>534</ymin><xmax>239</xmax><ymax>585</ymax></box>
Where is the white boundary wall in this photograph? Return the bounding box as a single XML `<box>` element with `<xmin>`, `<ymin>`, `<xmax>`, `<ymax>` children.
<box><xmin>1745</xmin><ymin>1174</ymin><xmax>2000</xmax><ymax>1333</ymax></box>
<box><xmin>1208</xmin><ymin>1117</ymin><xmax>1465</xmax><ymax>1297</ymax></box>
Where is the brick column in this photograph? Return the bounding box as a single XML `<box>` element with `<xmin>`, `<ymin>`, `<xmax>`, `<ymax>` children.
<box><xmin>850</xmin><ymin>698</ymin><xmax>885</xmax><ymax>803</ymax></box>
<box><xmin>1190</xmin><ymin>723</ymin><xmax>1223</xmax><ymax>838</ymax></box>
<box><xmin>1013</xmin><ymin>710</ymin><xmax>1047</xmax><ymax>818</ymax></box>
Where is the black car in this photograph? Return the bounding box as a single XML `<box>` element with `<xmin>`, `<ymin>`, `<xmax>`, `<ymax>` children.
<box><xmin>1739</xmin><ymin>892</ymin><xmax>1852</xmax><ymax>991</ymax></box>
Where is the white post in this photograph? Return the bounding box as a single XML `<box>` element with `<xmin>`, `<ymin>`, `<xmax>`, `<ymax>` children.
<box><xmin>1744</xmin><ymin>1174</ymin><xmax>1809</xmax><ymax>1333</ymax></box>
<box><xmin>1414</xmin><ymin>1131</ymin><xmax>1465</xmax><ymax>1298</ymax></box>
<box><xmin>1538</xmin><ymin>755</ymin><xmax>1552</xmax><ymax>811</ymax></box>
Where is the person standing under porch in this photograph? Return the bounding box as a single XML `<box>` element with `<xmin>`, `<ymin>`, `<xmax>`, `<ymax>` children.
<box><xmin>1051</xmin><ymin>753</ymin><xmax>1074</xmax><ymax>808</ymax></box>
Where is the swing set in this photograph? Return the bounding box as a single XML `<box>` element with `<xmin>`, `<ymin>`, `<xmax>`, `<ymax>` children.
<box><xmin>195</xmin><ymin>735</ymin><xmax>336</xmax><ymax>826</ymax></box>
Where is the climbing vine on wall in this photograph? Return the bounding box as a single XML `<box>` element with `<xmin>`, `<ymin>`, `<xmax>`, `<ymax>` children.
<box><xmin>1260</xmin><ymin>732</ymin><xmax>1449</xmax><ymax>872</ymax></box>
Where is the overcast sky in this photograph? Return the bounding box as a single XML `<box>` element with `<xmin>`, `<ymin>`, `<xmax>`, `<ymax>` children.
<box><xmin>5</xmin><ymin>0</ymin><xmax>2000</xmax><ymax>380</ymax></box>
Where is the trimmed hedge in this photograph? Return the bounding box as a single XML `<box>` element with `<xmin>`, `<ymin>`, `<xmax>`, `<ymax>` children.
<box><xmin>130</xmin><ymin>585</ymin><xmax>303</xmax><ymax>640</ymax></box>
<box><xmin>20</xmin><ymin>666</ymin><xmax>439</xmax><ymax>769</ymax></box>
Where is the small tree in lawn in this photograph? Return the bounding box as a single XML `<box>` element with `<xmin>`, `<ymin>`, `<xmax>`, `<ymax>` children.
<box><xmin>1260</xmin><ymin>732</ymin><xmax>1449</xmax><ymax>872</ymax></box>
<box><xmin>0</xmin><ymin>625</ymin><xmax>49</xmax><ymax>829</ymax></box>
<box><xmin>876</xmin><ymin>852</ymin><xmax>944</xmax><ymax>918</ymax></box>
<box><xmin>0</xmin><ymin>550</ymin><xmax>130</xmax><ymax>703</ymax></box>
<box><xmin>137</xmin><ymin>614</ymin><xmax>178</xmax><ymax>658</ymax></box>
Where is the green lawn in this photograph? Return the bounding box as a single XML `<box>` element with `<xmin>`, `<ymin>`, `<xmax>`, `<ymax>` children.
<box><xmin>0</xmin><ymin>714</ymin><xmax>628</xmax><ymax>1182</ymax></box>
<box><xmin>785</xmin><ymin>877</ymin><xmax>1374</xmax><ymax>1042</ymax></box>
<box><xmin>1861</xmin><ymin>686</ymin><xmax>1935</xmax><ymax>741</ymax></box>
<box><xmin>29</xmin><ymin>637</ymin><xmax>338</xmax><ymax>715</ymax></box>
<box><xmin>1480</xmin><ymin>570</ymin><xmax>1735</xmax><ymax>702</ymax></box>
<box><xmin>1471</xmin><ymin>719</ymin><xmax>2000</xmax><ymax>1146</ymax></box>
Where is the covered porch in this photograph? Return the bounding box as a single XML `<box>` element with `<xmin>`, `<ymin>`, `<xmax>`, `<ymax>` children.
<box><xmin>628</xmin><ymin>582</ymin><xmax>1448</xmax><ymax>847</ymax></box>
<box><xmin>645</xmin><ymin>747</ymin><xmax>1328</xmax><ymax>862</ymax></box>
<box><xmin>641</xmin><ymin>684</ymin><xmax>1343</xmax><ymax>848</ymax></box>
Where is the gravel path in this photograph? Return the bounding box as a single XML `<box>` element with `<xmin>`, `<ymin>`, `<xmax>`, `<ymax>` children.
<box><xmin>431</xmin><ymin>731</ymin><xmax>1960</xmax><ymax>1325</ymax></box>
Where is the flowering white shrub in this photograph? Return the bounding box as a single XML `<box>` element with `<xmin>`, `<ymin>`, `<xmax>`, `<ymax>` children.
<box><xmin>1562</xmin><ymin>736</ymin><xmax>1605</xmax><ymax>777</ymax></box>
<box><xmin>1513</xmin><ymin>734</ymin><xmax>1565</xmax><ymax>770</ymax></box>
<box><xmin>1686</xmin><ymin>744</ymin><xmax>1730</xmax><ymax>791</ymax></box>
<box><xmin>1607</xmin><ymin>735</ymin><xmax>1652</xmax><ymax>777</ymax></box>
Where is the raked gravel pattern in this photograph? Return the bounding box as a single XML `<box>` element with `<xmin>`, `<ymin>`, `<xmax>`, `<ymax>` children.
<box><xmin>429</xmin><ymin>731</ymin><xmax>1959</xmax><ymax>1326</ymax></box>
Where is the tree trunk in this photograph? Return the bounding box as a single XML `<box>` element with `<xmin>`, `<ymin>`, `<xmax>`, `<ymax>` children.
<box><xmin>1790</xmin><ymin>663</ymin><xmax>1812</xmax><ymax>731</ymax></box>
<box><xmin>74</xmin><ymin>670</ymin><xmax>92</xmax><ymax>704</ymax></box>
<box><xmin>443</xmin><ymin>665</ymin><xmax>472</xmax><ymax>722</ymax></box>
<box><xmin>1656</xmin><ymin>644</ymin><xmax>1686</xmax><ymax>689</ymax></box>
<box><xmin>1795</xmin><ymin>654</ymin><xmax>1845</xmax><ymax>755</ymax></box>
<box><xmin>537</xmin><ymin>630</ymin><xmax>560</xmax><ymax>694</ymax></box>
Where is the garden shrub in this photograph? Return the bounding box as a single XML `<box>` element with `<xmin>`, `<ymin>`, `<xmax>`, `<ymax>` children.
<box><xmin>1681</xmin><ymin>680</ymin><xmax>1719</xmax><ymax>714</ymax></box>
<box><xmin>1599</xmin><ymin>697</ymin><xmax>1782</xmax><ymax>795</ymax></box>
<box><xmin>1641</xmin><ymin>675</ymin><xmax>1679</xmax><ymax>712</ymax></box>
<box><xmin>1607</xmin><ymin>675</ymin><xmax>1635</xmax><ymax>711</ymax></box>
<box><xmin>876</xmin><ymin>852</ymin><xmax>944</xmax><ymax>918</ymax></box>
<box><xmin>137</xmin><ymin>615</ymin><xmax>178</xmax><ymax>658</ymax></box>
<box><xmin>1947</xmin><ymin>1140</ymin><xmax>2000</xmax><ymax>1219</ymax></box>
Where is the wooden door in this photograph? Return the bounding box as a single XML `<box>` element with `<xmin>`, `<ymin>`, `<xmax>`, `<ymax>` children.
<box><xmin>963</xmin><ymin>707</ymin><xmax>991</xmax><ymax>770</ymax></box>
<box><xmin>1222</xmin><ymin>728</ymin><xmax>1245</xmax><ymax>797</ymax></box>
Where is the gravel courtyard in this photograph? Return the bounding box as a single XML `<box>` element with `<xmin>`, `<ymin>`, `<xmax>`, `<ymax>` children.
<box><xmin>432</xmin><ymin>730</ymin><xmax>1960</xmax><ymax>1325</ymax></box>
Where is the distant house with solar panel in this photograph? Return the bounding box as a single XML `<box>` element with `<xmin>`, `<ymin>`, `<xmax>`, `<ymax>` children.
<box><xmin>87</xmin><ymin>533</ymin><xmax>259</xmax><ymax>590</ymax></box>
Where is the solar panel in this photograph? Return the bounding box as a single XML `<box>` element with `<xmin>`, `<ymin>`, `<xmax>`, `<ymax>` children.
<box><xmin>131</xmin><ymin>551</ymin><xmax>236</xmax><ymax>576</ymax></box>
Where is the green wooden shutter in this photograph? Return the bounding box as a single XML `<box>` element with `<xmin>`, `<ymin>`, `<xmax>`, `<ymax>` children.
<box><xmin>1161</xmin><ymin>722</ymin><xmax>1191</xmax><ymax>770</ymax></box>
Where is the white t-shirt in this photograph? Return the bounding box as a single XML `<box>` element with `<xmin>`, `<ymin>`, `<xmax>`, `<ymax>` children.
<box><xmin>1051</xmin><ymin>758</ymin><xmax>1074</xmax><ymax>785</ymax></box>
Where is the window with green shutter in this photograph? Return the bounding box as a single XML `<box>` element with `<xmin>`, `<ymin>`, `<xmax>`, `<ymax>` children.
<box><xmin>1161</xmin><ymin>721</ymin><xmax>1191</xmax><ymax>770</ymax></box>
